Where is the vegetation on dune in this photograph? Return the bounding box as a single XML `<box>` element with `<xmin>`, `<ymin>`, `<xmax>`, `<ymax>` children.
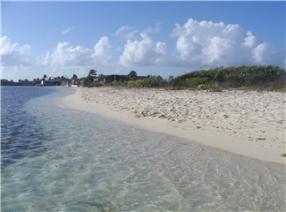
<box><xmin>127</xmin><ymin>76</ymin><xmax>163</xmax><ymax>88</ymax></box>
<box><xmin>169</xmin><ymin>66</ymin><xmax>286</xmax><ymax>91</ymax></box>
<box><xmin>124</xmin><ymin>65</ymin><xmax>285</xmax><ymax>91</ymax></box>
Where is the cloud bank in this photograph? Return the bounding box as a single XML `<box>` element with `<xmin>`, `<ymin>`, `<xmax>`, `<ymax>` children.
<box><xmin>0</xmin><ymin>36</ymin><xmax>31</xmax><ymax>67</ymax></box>
<box><xmin>2</xmin><ymin>18</ymin><xmax>284</xmax><ymax>76</ymax></box>
<box><xmin>42</xmin><ymin>36</ymin><xmax>112</xmax><ymax>68</ymax></box>
<box><xmin>119</xmin><ymin>33</ymin><xmax>166</xmax><ymax>67</ymax></box>
<box><xmin>172</xmin><ymin>19</ymin><xmax>282</xmax><ymax>68</ymax></box>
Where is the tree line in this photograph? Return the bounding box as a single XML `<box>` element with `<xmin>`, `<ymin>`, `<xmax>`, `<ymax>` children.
<box><xmin>82</xmin><ymin>65</ymin><xmax>285</xmax><ymax>91</ymax></box>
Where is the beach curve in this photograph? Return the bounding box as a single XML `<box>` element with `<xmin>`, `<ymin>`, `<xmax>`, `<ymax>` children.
<box><xmin>60</xmin><ymin>87</ymin><xmax>286</xmax><ymax>165</ymax></box>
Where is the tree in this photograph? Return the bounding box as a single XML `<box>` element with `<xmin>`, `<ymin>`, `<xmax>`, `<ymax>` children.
<box><xmin>84</xmin><ymin>70</ymin><xmax>97</xmax><ymax>87</ymax></box>
<box><xmin>43</xmin><ymin>74</ymin><xmax>47</xmax><ymax>80</ymax></box>
<box><xmin>72</xmin><ymin>74</ymin><xmax>78</xmax><ymax>80</ymax></box>
<box><xmin>88</xmin><ymin>69</ymin><xmax>97</xmax><ymax>77</ymax></box>
<box><xmin>128</xmin><ymin>70</ymin><xmax>137</xmax><ymax>80</ymax></box>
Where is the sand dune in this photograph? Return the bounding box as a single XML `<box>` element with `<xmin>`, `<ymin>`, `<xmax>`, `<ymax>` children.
<box><xmin>62</xmin><ymin>87</ymin><xmax>286</xmax><ymax>164</ymax></box>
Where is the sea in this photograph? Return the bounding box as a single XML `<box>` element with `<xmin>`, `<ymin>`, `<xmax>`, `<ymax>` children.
<box><xmin>1</xmin><ymin>86</ymin><xmax>285</xmax><ymax>211</ymax></box>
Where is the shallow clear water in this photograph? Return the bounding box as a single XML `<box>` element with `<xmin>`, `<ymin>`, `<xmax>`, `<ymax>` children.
<box><xmin>1</xmin><ymin>86</ymin><xmax>53</xmax><ymax>167</ymax></box>
<box><xmin>1</xmin><ymin>87</ymin><xmax>286</xmax><ymax>211</ymax></box>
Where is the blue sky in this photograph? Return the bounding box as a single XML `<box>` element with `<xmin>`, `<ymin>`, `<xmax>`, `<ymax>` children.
<box><xmin>1</xmin><ymin>1</ymin><xmax>285</xmax><ymax>80</ymax></box>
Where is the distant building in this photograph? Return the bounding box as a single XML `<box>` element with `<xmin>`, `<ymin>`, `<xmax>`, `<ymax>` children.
<box><xmin>40</xmin><ymin>79</ymin><xmax>62</xmax><ymax>86</ymax></box>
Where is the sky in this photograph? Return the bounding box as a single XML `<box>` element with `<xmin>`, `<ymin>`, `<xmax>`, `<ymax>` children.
<box><xmin>1</xmin><ymin>1</ymin><xmax>285</xmax><ymax>80</ymax></box>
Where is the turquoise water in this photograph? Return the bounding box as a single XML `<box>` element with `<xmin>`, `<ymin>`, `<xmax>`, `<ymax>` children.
<box><xmin>1</xmin><ymin>87</ymin><xmax>286</xmax><ymax>211</ymax></box>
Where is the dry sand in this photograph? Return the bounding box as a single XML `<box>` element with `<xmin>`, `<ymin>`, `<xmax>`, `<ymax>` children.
<box><xmin>61</xmin><ymin>87</ymin><xmax>286</xmax><ymax>164</ymax></box>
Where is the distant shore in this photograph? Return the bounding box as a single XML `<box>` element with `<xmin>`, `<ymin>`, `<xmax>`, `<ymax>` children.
<box><xmin>61</xmin><ymin>87</ymin><xmax>286</xmax><ymax>164</ymax></box>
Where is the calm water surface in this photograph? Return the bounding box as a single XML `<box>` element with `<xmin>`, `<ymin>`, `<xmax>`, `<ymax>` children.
<box><xmin>1</xmin><ymin>86</ymin><xmax>285</xmax><ymax>211</ymax></box>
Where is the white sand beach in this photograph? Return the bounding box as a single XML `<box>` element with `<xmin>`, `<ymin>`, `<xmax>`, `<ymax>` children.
<box><xmin>61</xmin><ymin>87</ymin><xmax>286</xmax><ymax>164</ymax></box>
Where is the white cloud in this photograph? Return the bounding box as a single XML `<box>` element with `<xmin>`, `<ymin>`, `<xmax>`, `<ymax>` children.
<box><xmin>0</xmin><ymin>36</ymin><xmax>31</xmax><ymax>67</ymax></box>
<box><xmin>42</xmin><ymin>42</ymin><xmax>91</xmax><ymax>67</ymax></box>
<box><xmin>253</xmin><ymin>43</ymin><xmax>270</xmax><ymax>64</ymax></box>
<box><xmin>116</xmin><ymin>23</ymin><xmax>160</xmax><ymax>40</ymax></box>
<box><xmin>119</xmin><ymin>33</ymin><xmax>166</xmax><ymax>67</ymax></box>
<box><xmin>172</xmin><ymin>19</ymin><xmax>282</xmax><ymax>68</ymax></box>
<box><xmin>115</xmin><ymin>26</ymin><xmax>137</xmax><ymax>39</ymax></box>
<box><xmin>243</xmin><ymin>31</ymin><xmax>257</xmax><ymax>48</ymax></box>
<box><xmin>61</xmin><ymin>26</ymin><xmax>73</xmax><ymax>35</ymax></box>
<box><xmin>92</xmin><ymin>36</ymin><xmax>112</xmax><ymax>64</ymax></box>
<box><xmin>42</xmin><ymin>36</ymin><xmax>112</xmax><ymax>68</ymax></box>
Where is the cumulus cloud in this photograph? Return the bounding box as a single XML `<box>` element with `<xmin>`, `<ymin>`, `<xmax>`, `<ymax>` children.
<box><xmin>119</xmin><ymin>33</ymin><xmax>166</xmax><ymax>66</ymax></box>
<box><xmin>42</xmin><ymin>42</ymin><xmax>91</xmax><ymax>67</ymax></box>
<box><xmin>43</xmin><ymin>36</ymin><xmax>112</xmax><ymax>67</ymax></box>
<box><xmin>172</xmin><ymin>19</ymin><xmax>282</xmax><ymax>67</ymax></box>
<box><xmin>0</xmin><ymin>36</ymin><xmax>31</xmax><ymax>67</ymax></box>
<box><xmin>243</xmin><ymin>31</ymin><xmax>257</xmax><ymax>48</ymax></box>
<box><xmin>253</xmin><ymin>43</ymin><xmax>270</xmax><ymax>63</ymax></box>
<box><xmin>92</xmin><ymin>36</ymin><xmax>112</xmax><ymax>63</ymax></box>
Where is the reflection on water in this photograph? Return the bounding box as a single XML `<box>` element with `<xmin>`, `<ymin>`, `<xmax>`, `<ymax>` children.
<box><xmin>1</xmin><ymin>87</ymin><xmax>286</xmax><ymax>211</ymax></box>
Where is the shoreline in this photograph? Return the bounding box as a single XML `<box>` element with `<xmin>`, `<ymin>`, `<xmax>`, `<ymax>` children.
<box><xmin>60</xmin><ymin>87</ymin><xmax>286</xmax><ymax>165</ymax></box>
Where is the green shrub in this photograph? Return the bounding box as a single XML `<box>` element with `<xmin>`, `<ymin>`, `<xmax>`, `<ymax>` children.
<box><xmin>127</xmin><ymin>80</ymin><xmax>142</xmax><ymax>88</ymax></box>
<box><xmin>170</xmin><ymin>65</ymin><xmax>285</xmax><ymax>90</ymax></box>
<box><xmin>197</xmin><ymin>84</ymin><xmax>209</xmax><ymax>90</ymax></box>
<box><xmin>127</xmin><ymin>76</ymin><xmax>161</xmax><ymax>88</ymax></box>
<box><xmin>209</xmin><ymin>84</ymin><xmax>223</xmax><ymax>92</ymax></box>
<box><xmin>109</xmin><ymin>81</ymin><xmax>126</xmax><ymax>87</ymax></box>
<box><xmin>184</xmin><ymin>77</ymin><xmax>209</xmax><ymax>87</ymax></box>
<box><xmin>197</xmin><ymin>83</ymin><xmax>222</xmax><ymax>92</ymax></box>
<box><xmin>83</xmin><ymin>65</ymin><xmax>285</xmax><ymax>91</ymax></box>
